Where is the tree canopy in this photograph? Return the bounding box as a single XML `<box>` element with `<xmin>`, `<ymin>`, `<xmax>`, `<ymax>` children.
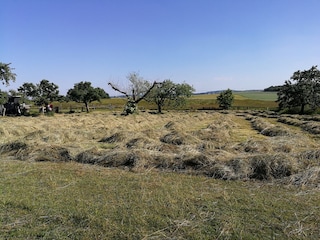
<box><xmin>0</xmin><ymin>62</ymin><xmax>16</xmax><ymax>86</ymax></box>
<box><xmin>216</xmin><ymin>89</ymin><xmax>234</xmax><ymax>110</ymax></box>
<box><xmin>18</xmin><ymin>80</ymin><xmax>60</xmax><ymax>106</ymax></box>
<box><xmin>18</xmin><ymin>82</ymin><xmax>38</xmax><ymax>101</ymax></box>
<box><xmin>0</xmin><ymin>90</ymin><xmax>8</xmax><ymax>105</ymax></box>
<box><xmin>67</xmin><ymin>81</ymin><xmax>109</xmax><ymax>113</ymax></box>
<box><xmin>146</xmin><ymin>80</ymin><xmax>194</xmax><ymax>113</ymax></box>
<box><xmin>277</xmin><ymin>66</ymin><xmax>320</xmax><ymax>114</ymax></box>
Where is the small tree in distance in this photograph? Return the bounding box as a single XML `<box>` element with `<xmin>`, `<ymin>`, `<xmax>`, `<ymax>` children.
<box><xmin>67</xmin><ymin>81</ymin><xmax>109</xmax><ymax>113</ymax></box>
<box><xmin>216</xmin><ymin>89</ymin><xmax>234</xmax><ymax>110</ymax></box>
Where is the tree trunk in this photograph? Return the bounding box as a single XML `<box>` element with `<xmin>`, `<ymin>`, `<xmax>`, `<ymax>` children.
<box><xmin>300</xmin><ymin>104</ymin><xmax>305</xmax><ymax>114</ymax></box>
<box><xmin>85</xmin><ymin>102</ymin><xmax>90</xmax><ymax>113</ymax></box>
<box><xmin>157</xmin><ymin>103</ymin><xmax>162</xmax><ymax>113</ymax></box>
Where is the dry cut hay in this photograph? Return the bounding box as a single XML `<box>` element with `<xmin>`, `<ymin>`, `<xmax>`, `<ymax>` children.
<box><xmin>278</xmin><ymin>116</ymin><xmax>302</xmax><ymax>127</ymax></box>
<box><xmin>1</xmin><ymin>112</ymin><xmax>320</xmax><ymax>186</ymax></box>
<box><xmin>297</xmin><ymin>149</ymin><xmax>320</xmax><ymax>169</ymax></box>
<box><xmin>13</xmin><ymin>144</ymin><xmax>73</xmax><ymax>162</ymax></box>
<box><xmin>288</xmin><ymin>167</ymin><xmax>320</xmax><ymax>188</ymax></box>
<box><xmin>250</xmin><ymin>117</ymin><xmax>291</xmax><ymax>137</ymax></box>
<box><xmin>0</xmin><ymin>141</ymin><xmax>27</xmax><ymax>154</ymax></box>
<box><xmin>301</xmin><ymin>121</ymin><xmax>320</xmax><ymax>134</ymax></box>
<box><xmin>233</xmin><ymin>138</ymin><xmax>271</xmax><ymax>153</ymax></box>
<box><xmin>160</xmin><ymin>131</ymin><xmax>184</xmax><ymax>145</ymax></box>
<box><xmin>99</xmin><ymin>132</ymin><xmax>125</xmax><ymax>143</ymax></box>
<box><xmin>248</xmin><ymin>154</ymin><xmax>296</xmax><ymax>180</ymax></box>
<box><xmin>278</xmin><ymin>116</ymin><xmax>320</xmax><ymax>134</ymax></box>
<box><xmin>75</xmin><ymin>148</ymin><xmax>136</xmax><ymax>168</ymax></box>
<box><xmin>31</xmin><ymin>146</ymin><xmax>73</xmax><ymax>162</ymax></box>
<box><xmin>203</xmin><ymin>153</ymin><xmax>297</xmax><ymax>181</ymax></box>
<box><xmin>194</xmin><ymin>113</ymin><xmax>238</xmax><ymax>143</ymax></box>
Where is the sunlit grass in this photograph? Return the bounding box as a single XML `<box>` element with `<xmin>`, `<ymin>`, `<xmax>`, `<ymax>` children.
<box><xmin>38</xmin><ymin>91</ymin><xmax>278</xmax><ymax>113</ymax></box>
<box><xmin>236</xmin><ymin>91</ymin><xmax>278</xmax><ymax>101</ymax></box>
<box><xmin>1</xmin><ymin>160</ymin><xmax>319</xmax><ymax>239</ymax></box>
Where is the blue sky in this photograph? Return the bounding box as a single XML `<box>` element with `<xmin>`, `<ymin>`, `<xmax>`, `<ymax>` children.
<box><xmin>1</xmin><ymin>0</ymin><xmax>320</xmax><ymax>96</ymax></box>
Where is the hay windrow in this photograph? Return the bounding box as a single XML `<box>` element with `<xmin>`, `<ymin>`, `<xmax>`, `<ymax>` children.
<box><xmin>31</xmin><ymin>146</ymin><xmax>73</xmax><ymax>162</ymax></box>
<box><xmin>249</xmin><ymin>154</ymin><xmax>296</xmax><ymax>180</ymax></box>
<box><xmin>0</xmin><ymin>141</ymin><xmax>28</xmax><ymax>154</ymax></box>
<box><xmin>278</xmin><ymin>116</ymin><xmax>320</xmax><ymax>134</ymax></box>
<box><xmin>234</xmin><ymin>139</ymin><xmax>270</xmax><ymax>153</ymax></box>
<box><xmin>99</xmin><ymin>132</ymin><xmax>125</xmax><ymax>143</ymax></box>
<box><xmin>160</xmin><ymin>131</ymin><xmax>184</xmax><ymax>145</ymax></box>
<box><xmin>250</xmin><ymin>117</ymin><xmax>291</xmax><ymax>136</ymax></box>
<box><xmin>288</xmin><ymin>167</ymin><xmax>320</xmax><ymax>188</ymax></box>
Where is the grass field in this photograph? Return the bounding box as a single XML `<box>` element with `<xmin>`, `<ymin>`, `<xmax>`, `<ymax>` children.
<box><xmin>27</xmin><ymin>91</ymin><xmax>278</xmax><ymax>114</ymax></box>
<box><xmin>189</xmin><ymin>92</ymin><xmax>278</xmax><ymax>110</ymax></box>
<box><xmin>235</xmin><ymin>91</ymin><xmax>278</xmax><ymax>101</ymax></box>
<box><xmin>1</xmin><ymin>111</ymin><xmax>319</xmax><ymax>239</ymax></box>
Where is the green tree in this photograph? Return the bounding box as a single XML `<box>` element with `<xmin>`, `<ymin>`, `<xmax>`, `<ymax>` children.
<box><xmin>0</xmin><ymin>90</ymin><xmax>8</xmax><ymax>105</ymax></box>
<box><xmin>277</xmin><ymin>66</ymin><xmax>320</xmax><ymax>114</ymax></box>
<box><xmin>18</xmin><ymin>80</ymin><xmax>60</xmax><ymax>106</ymax></box>
<box><xmin>18</xmin><ymin>82</ymin><xmax>38</xmax><ymax>101</ymax></box>
<box><xmin>34</xmin><ymin>80</ymin><xmax>60</xmax><ymax>106</ymax></box>
<box><xmin>146</xmin><ymin>80</ymin><xmax>194</xmax><ymax>113</ymax></box>
<box><xmin>0</xmin><ymin>62</ymin><xmax>16</xmax><ymax>86</ymax></box>
<box><xmin>8</xmin><ymin>89</ymin><xmax>19</xmax><ymax>97</ymax></box>
<box><xmin>67</xmin><ymin>81</ymin><xmax>109</xmax><ymax>113</ymax></box>
<box><xmin>216</xmin><ymin>89</ymin><xmax>234</xmax><ymax>110</ymax></box>
<box><xmin>108</xmin><ymin>72</ymin><xmax>158</xmax><ymax>115</ymax></box>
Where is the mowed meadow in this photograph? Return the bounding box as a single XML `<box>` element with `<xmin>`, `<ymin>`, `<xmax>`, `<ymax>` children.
<box><xmin>1</xmin><ymin>93</ymin><xmax>320</xmax><ymax>239</ymax></box>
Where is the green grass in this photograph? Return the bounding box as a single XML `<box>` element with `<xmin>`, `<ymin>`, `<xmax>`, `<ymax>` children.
<box><xmin>1</xmin><ymin>160</ymin><xmax>319</xmax><ymax>239</ymax></box>
<box><xmin>236</xmin><ymin>91</ymin><xmax>278</xmax><ymax>101</ymax></box>
<box><xmin>27</xmin><ymin>91</ymin><xmax>278</xmax><ymax>114</ymax></box>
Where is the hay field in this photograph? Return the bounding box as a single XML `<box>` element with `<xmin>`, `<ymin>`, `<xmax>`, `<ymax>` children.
<box><xmin>1</xmin><ymin>111</ymin><xmax>319</xmax><ymax>184</ymax></box>
<box><xmin>1</xmin><ymin>111</ymin><xmax>320</xmax><ymax>238</ymax></box>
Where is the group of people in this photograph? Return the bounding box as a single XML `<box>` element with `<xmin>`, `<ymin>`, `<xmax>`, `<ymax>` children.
<box><xmin>39</xmin><ymin>103</ymin><xmax>53</xmax><ymax>113</ymax></box>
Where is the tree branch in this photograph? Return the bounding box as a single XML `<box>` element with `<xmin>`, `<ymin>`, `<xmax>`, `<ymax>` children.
<box><xmin>135</xmin><ymin>81</ymin><xmax>162</xmax><ymax>103</ymax></box>
<box><xmin>108</xmin><ymin>82</ymin><xmax>130</xmax><ymax>98</ymax></box>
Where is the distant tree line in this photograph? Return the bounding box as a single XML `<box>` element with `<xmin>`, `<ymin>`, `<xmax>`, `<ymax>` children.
<box><xmin>264</xmin><ymin>85</ymin><xmax>282</xmax><ymax>92</ymax></box>
<box><xmin>1</xmin><ymin>62</ymin><xmax>195</xmax><ymax>114</ymax></box>
<box><xmin>108</xmin><ymin>72</ymin><xmax>195</xmax><ymax>115</ymax></box>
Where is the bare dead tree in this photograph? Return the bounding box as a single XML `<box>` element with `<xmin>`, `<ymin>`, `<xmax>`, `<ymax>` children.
<box><xmin>108</xmin><ymin>80</ymin><xmax>160</xmax><ymax>115</ymax></box>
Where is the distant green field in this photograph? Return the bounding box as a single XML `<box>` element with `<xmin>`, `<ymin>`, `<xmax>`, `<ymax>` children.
<box><xmin>235</xmin><ymin>91</ymin><xmax>278</xmax><ymax>101</ymax></box>
<box><xmin>46</xmin><ymin>91</ymin><xmax>278</xmax><ymax>113</ymax></box>
<box><xmin>192</xmin><ymin>91</ymin><xmax>278</xmax><ymax>101</ymax></box>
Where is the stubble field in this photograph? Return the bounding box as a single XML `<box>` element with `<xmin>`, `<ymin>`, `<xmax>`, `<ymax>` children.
<box><xmin>1</xmin><ymin>110</ymin><xmax>319</xmax><ymax>239</ymax></box>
